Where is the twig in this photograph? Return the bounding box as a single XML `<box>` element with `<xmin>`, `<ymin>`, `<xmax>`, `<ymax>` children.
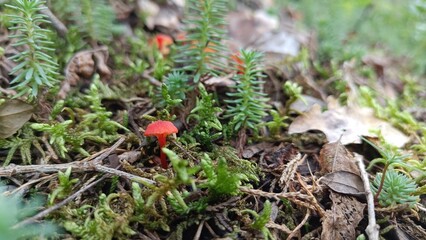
<box><xmin>41</xmin><ymin>136</ymin><xmax>58</xmax><ymax>161</ymax></box>
<box><xmin>193</xmin><ymin>219</ymin><xmax>205</xmax><ymax>240</ymax></box>
<box><xmin>296</xmin><ymin>173</ymin><xmax>326</xmax><ymax>217</ymax></box>
<box><xmin>265</xmin><ymin>221</ymin><xmax>291</xmax><ymax>234</ymax></box>
<box><xmin>142</xmin><ymin>72</ymin><xmax>162</xmax><ymax>86</ymax></box>
<box><xmin>0</xmin><ymin>137</ymin><xmax>156</xmax><ymax>186</ymax></box>
<box><xmin>9</xmin><ymin>175</ymin><xmax>56</xmax><ymax>195</ymax></box>
<box><xmin>40</xmin><ymin>5</ymin><xmax>68</xmax><ymax>37</ymax></box>
<box><xmin>355</xmin><ymin>153</ymin><xmax>379</xmax><ymax>240</ymax></box>
<box><xmin>13</xmin><ymin>175</ymin><xmax>105</xmax><ymax>229</ymax></box>
<box><xmin>171</xmin><ymin>140</ymin><xmax>199</xmax><ymax>162</ymax></box>
<box><xmin>239</xmin><ymin>187</ymin><xmax>320</xmax><ymax>213</ymax></box>
<box><xmin>95</xmin><ymin>165</ymin><xmax>155</xmax><ymax>186</ymax></box>
<box><xmin>92</xmin><ymin>136</ymin><xmax>126</xmax><ymax>164</ymax></box>
<box><xmin>286</xmin><ymin>209</ymin><xmax>310</xmax><ymax>240</ymax></box>
<box><xmin>0</xmin><ymin>162</ymin><xmax>93</xmax><ymax>176</ymax></box>
<box><xmin>204</xmin><ymin>221</ymin><xmax>219</xmax><ymax>238</ymax></box>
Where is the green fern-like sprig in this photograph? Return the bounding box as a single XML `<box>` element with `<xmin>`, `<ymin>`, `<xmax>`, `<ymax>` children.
<box><xmin>241</xmin><ymin>200</ymin><xmax>274</xmax><ymax>240</ymax></box>
<box><xmin>6</xmin><ymin>0</ymin><xmax>59</xmax><ymax>99</ymax></box>
<box><xmin>174</xmin><ymin>0</ymin><xmax>228</xmax><ymax>82</ymax></box>
<box><xmin>186</xmin><ymin>83</ymin><xmax>222</xmax><ymax>150</ymax></box>
<box><xmin>225</xmin><ymin>49</ymin><xmax>271</xmax><ymax>133</ymax></box>
<box><xmin>0</xmin><ymin>124</ymin><xmax>43</xmax><ymax>166</ymax></box>
<box><xmin>79</xmin><ymin>80</ymin><xmax>128</xmax><ymax>141</ymax></box>
<box><xmin>48</xmin><ymin>167</ymin><xmax>79</xmax><ymax>205</ymax></box>
<box><xmin>200</xmin><ymin>154</ymin><xmax>249</xmax><ymax>199</ymax></box>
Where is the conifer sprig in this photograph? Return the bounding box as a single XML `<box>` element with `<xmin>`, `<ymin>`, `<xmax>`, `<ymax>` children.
<box><xmin>174</xmin><ymin>0</ymin><xmax>228</xmax><ymax>82</ymax></box>
<box><xmin>7</xmin><ymin>0</ymin><xmax>59</xmax><ymax>99</ymax></box>
<box><xmin>225</xmin><ymin>49</ymin><xmax>270</xmax><ymax>133</ymax></box>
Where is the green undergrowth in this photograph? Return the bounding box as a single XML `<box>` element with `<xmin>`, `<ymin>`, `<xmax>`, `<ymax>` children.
<box><xmin>52</xmin><ymin>147</ymin><xmax>258</xmax><ymax>239</ymax></box>
<box><xmin>0</xmin><ymin>0</ymin><xmax>425</xmax><ymax>239</ymax></box>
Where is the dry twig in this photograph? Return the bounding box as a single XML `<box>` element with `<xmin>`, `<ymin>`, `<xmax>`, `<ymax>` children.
<box><xmin>13</xmin><ymin>175</ymin><xmax>105</xmax><ymax>229</ymax></box>
<box><xmin>265</xmin><ymin>221</ymin><xmax>292</xmax><ymax>234</ymax></box>
<box><xmin>0</xmin><ymin>137</ymin><xmax>156</xmax><ymax>186</ymax></box>
<box><xmin>239</xmin><ymin>187</ymin><xmax>320</xmax><ymax>214</ymax></box>
<box><xmin>355</xmin><ymin>153</ymin><xmax>379</xmax><ymax>240</ymax></box>
<box><xmin>40</xmin><ymin>5</ymin><xmax>68</xmax><ymax>37</ymax></box>
<box><xmin>296</xmin><ymin>172</ymin><xmax>326</xmax><ymax>217</ymax></box>
<box><xmin>286</xmin><ymin>209</ymin><xmax>311</xmax><ymax>240</ymax></box>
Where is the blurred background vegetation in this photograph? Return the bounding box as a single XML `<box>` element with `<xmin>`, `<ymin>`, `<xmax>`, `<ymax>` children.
<box><xmin>274</xmin><ymin>0</ymin><xmax>426</xmax><ymax>74</ymax></box>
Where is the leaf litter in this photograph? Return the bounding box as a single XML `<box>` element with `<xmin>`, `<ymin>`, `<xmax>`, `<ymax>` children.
<box><xmin>289</xmin><ymin>97</ymin><xmax>410</xmax><ymax>147</ymax></box>
<box><xmin>0</xmin><ymin>1</ymin><xmax>425</xmax><ymax>239</ymax></box>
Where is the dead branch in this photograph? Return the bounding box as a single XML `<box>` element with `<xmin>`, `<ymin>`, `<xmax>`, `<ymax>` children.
<box><xmin>355</xmin><ymin>153</ymin><xmax>379</xmax><ymax>240</ymax></box>
<box><xmin>286</xmin><ymin>209</ymin><xmax>311</xmax><ymax>240</ymax></box>
<box><xmin>239</xmin><ymin>187</ymin><xmax>321</xmax><ymax>214</ymax></box>
<box><xmin>40</xmin><ymin>5</ymin><xmax>68</xmax><ymax>37</ymax></box>
<box><xmin>0</xmin><ymin>137</ymin><xmax>156</xmax><ymax>186</ymax></box>
<box><xmin>13</xmin><ymin>175</ymin><xmax>105</xmax><ymax>229</ymax></box>
<box><xmin>296</xmin><ymin>172</ymin><xmax>326</xmax><ymax>217</ymax></box>
<box><xmin>265</xmin><ymin>221</ymin><xmax>292</xmax><ymax>234</ymax></box>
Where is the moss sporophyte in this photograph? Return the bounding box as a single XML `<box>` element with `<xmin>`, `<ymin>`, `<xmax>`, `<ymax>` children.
<box><xmin>144</xmin><ymin>120</ymin><xmax>178</xmax><ymax>169</ymax></box>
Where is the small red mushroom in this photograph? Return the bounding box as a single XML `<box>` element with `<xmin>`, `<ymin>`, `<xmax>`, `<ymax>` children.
<box><xmin>144</xmin><ymin>120</ymin><xmax>178</xmax><ymax>168</ymax></box>
<box><xmin>152</xmin><ymin>34</ymin><xmax>173</xmax><ymax>55</ymax></box>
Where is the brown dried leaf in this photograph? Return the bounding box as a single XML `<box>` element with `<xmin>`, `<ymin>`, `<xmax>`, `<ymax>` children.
<box><xmin>0</xmin><ymin>99</ymin><xmax>33</xmax><ymax>138</ymax></box>
<box><xmin>320</xmin><ymin>171</ymin><xmax>365</xmax><ymax>197</ymax></box>
<box><xmin>319</xmin><ymin>142</ymin><xmax>360</xmax><ymax>175</ymax></box>
<box><xmin>118</xmin><ymin>151</ymin><xmax>142</xmax><ymax>164</ymax></box>
<box><xmin>288</xmin><ymin>98</ymin><xmax>409</xmax><ymax>147</ymax></box>
<box><xmin>290</xmin><ymin>94</ymin><xmax>325</xmax><ymax>113</ymax></box>
<box><xmin>204</xmin><ymin>75</ymin><xmax>235</xmax><ymax>88</ymax></box>
<box><xmin>137</xmin><ymin>0</ymin><xmax>181</xmax><ymax>30</ymax></box>
<box><xmin>321</xmin><ymin>192</ymin><xmax>365</xmax><ymax>240</ymax></box>
<box><xmin>59</xmin><ymin>47</ymin><xmax>111</xmax><ymax>99</ymax></box>
<box><xmin>227</xmin><ymin>10</ymin><xmax>306</xmax><ymax>62</ymax></box>
<box><xmin>242</xmin><ymin>142</ymin><xmax>274</xmax><ymax>158</ymax></box>
<box><xmin>268</xmin><ymin>144</ymin><xmax>300</xmax><ymax>166</ymax></box>
<box><xmin>93</xmin><ymin>50</ymin><xmax>112</xmax><ymax>80</ymax></box>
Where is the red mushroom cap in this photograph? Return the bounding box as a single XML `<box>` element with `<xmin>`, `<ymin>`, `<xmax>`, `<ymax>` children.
<box><xmin>144</xmin><ymin>120</ymin><xmax>178</xmax><ymax>137</ymax></box>
<box><xmin>153</xmin><ymin>34</ymin><xmax>173</xmax><ymax>55</ymax></box>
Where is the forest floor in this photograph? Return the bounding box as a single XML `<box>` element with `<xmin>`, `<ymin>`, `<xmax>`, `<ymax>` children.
<box><xmin>0</xmin><ymin>0</ymin><xmax>426</xmax><ymax>239</ymax></box>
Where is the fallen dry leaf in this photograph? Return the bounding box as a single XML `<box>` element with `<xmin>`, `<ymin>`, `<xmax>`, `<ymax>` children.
<box><xmin>0</xmin><ymin>99</ymin><xmax>33</xmax><ymax>138</ymax></box>
<box><xmin>320</xmin><ymin>171</ymin><xmax>365</xmax><ymax>197</ymax></box>
<box><xmin>59</xmin><ymin>47</ymin><xmax>111</xmax><ymax>99</ymax></box>
<box><xmin>268</xmin><ymin>144</ymin><xmax>300</xmax><ymax>167</ymax></box>
<box><xmin>290</xmin><ymin>94</ymin><xmax>325</xmax><ymax>113</ymax></box>
<box><xmin>227</xmin><ymin>9</ymin><xmax>306</xmax><ymax>62</ymax></box>
<box><xmin>319</xmin><ymin>141</ymin><xmax>360</xmax><ymax>175</ymax></box>
<box><xmin>321</xmin><ymin>191</ymin><xmax>365</xmax><ymax>240</ymax></box>
<box><xmin>204</xmin><ymin>74</ymin><xmax>235</xmax><ymax>88</ymax></box>
<box><xmin>137</xmin><ymin>0</ymin><xmax>181</xmax><ymax>31</ymax></box>
<box><xmin>242</xmin><ymin>142</ymin><xmax>274</xmax><ymax>159</ymax></box>
<box><xmin>288</xmin><ymin>98</ymin><xmax>409</xmax><ymax>147</ymax></box>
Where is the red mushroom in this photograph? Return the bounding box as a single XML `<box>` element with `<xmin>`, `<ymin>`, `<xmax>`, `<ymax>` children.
<box><xmin>152</xmin><ymin>34</ymin><xmax>173</xmax><ymax>55</ymax></box>
<box><xmin>144</xmin><ymin>120</ymin><xmax>178</xmax><ymax>168</ymax></box>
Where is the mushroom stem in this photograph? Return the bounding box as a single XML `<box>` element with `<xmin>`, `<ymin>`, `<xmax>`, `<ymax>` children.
<box><xmin>160</xmin><ymin>149</ymin><xmax>167</xmax><ymax>168</ymax></box>
<box><xmin>157</xmin><ymin>135</ymin><xmax>168</xmax><ymax>169</ymax></box>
